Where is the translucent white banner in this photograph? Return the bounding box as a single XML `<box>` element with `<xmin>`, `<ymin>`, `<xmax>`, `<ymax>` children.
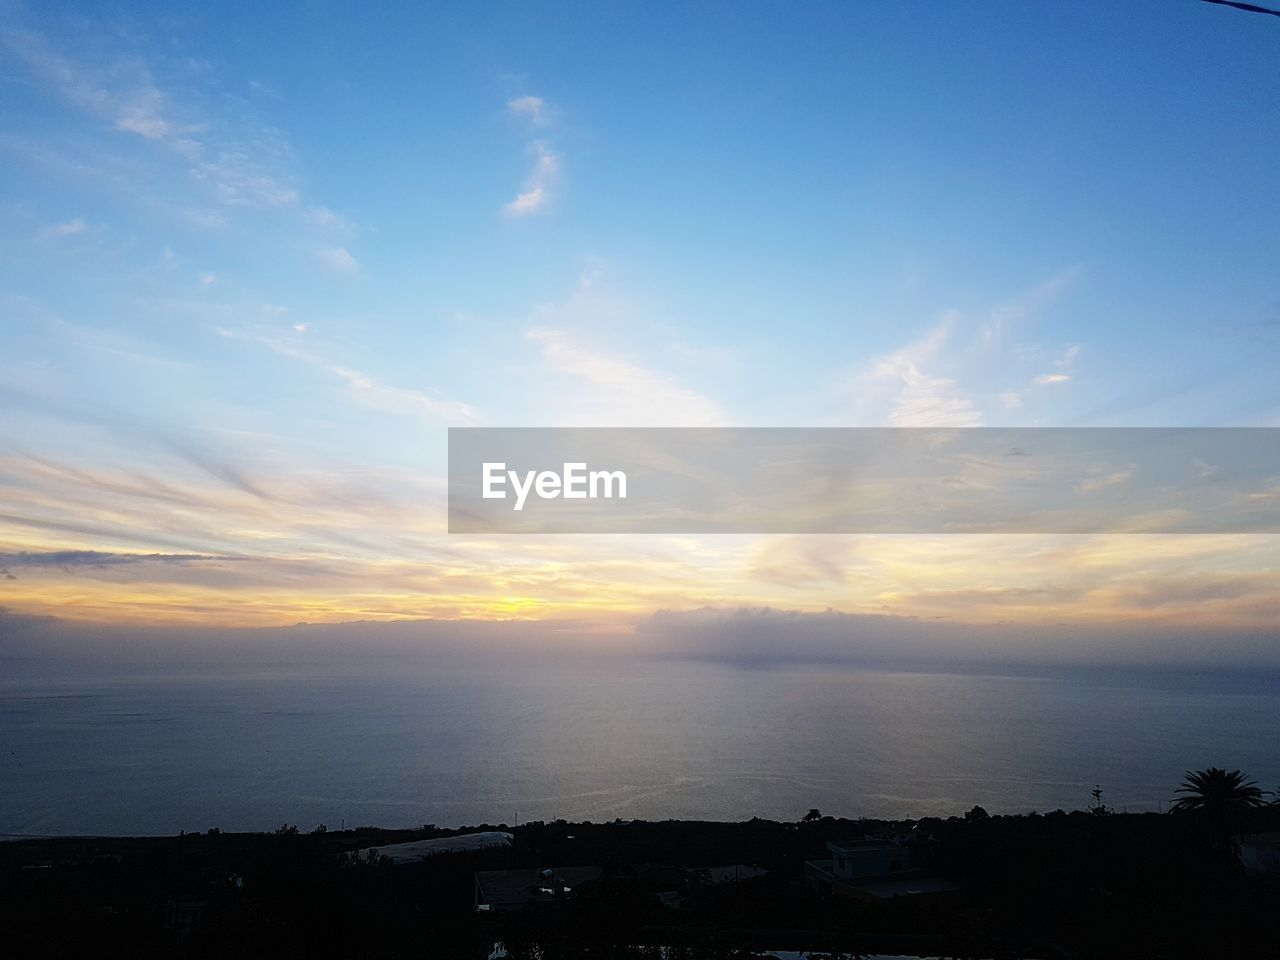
<box><xmin>448</xmin><ymin>428</ymin><xmax>1280</xmax><ymax>534</ymax></box>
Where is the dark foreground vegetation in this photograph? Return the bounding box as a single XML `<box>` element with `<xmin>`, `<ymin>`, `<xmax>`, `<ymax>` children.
<box><xmin>3</xmin><ymin>799</ymin><xmax>1278</xmax><ymax>959</ymax></box>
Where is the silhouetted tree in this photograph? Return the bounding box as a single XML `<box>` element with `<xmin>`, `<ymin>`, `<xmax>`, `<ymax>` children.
<box><xmin>964</xmin><ymin>805</ymin><xmax>989</xmax><ymax>822</ymax></box>
<box><xmin>1171</xmin><ymin>767</ymin><xmax>1266</xmax><ymax>852</ymax></box>
<box><xmin>1090</xmin><ymin>784</ymin><xmax>1111</xmax><ymax>816</ymax></box>
<box><xmin>801</xmin><ymin>808</ymin><xmax>822</xmax><ymax>823</ymax></box>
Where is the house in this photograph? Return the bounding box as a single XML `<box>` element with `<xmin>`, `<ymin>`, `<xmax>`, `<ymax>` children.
<box><xmin>474</xmin><ymin>866</ymin><xmax>602</xmax><ymax>911</ymax></box>
<box><xmin>804</xmin><ymin>837</ymin><xmax>958</xmax><ymax>902</ymax></box>
<box><xmin>815</xmin><ymin>837</ymin><xmax>910</xmax><ymax>880</ymax></box>
<box><xmin>1236</xmin><ymin>832</ymin><xmax>1280</xmax><ymax>876</ymax></box>
<box><xmin>163</xmin><ymin>895</ymin><xmax>208</xmax><ymax>938</ymax></box>
<box><xmin>697</xmin><ymin>863</ymin><xmax>769</xmax><ymax>885</ymax></box>
<box><xmin>369</xmin><ymin>830</ymin><xmax>512</xmax><ymax>864</ymax></box>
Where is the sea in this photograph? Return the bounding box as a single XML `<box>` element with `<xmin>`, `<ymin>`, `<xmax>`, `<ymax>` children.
<box><xmin>2</xmin><ymin>658</ymin><xmax>1277</xmax><ymax>837</ymax></box>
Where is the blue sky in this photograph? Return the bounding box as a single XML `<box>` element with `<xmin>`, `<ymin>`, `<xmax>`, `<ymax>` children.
<box><xmin>2</xmin><ymin>0</ymin><xmax>1279</xmax><ymax>633</ymax></box>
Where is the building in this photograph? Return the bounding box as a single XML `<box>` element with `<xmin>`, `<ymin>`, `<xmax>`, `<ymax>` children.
<box><xmin>804</xmin><ymin>837</ymin><xmax>958</xmax><ymax>902</ymax></box>
<box><xmin>696</xmin><ymin>863</ymin><xmax>768</xmax><ymax>885</ymax></box>
<box><xmin>368</xmin><ymin>830</ymin><xmax>512</xmax><ymax>864</ymax></box>
<box><xmin>474</xmin><ymin>866</ymin><xmax>602</xmax><ymax>912</ymax></box>
<box><xmin>1236</xmin><ymin>832</ymin><xmax>1280</xmax><ymax>876</ymax></box>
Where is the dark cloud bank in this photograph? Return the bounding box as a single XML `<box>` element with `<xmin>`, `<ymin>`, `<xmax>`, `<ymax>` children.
<box><xmin>1</xmin><ymin>605</ymin><xmax>1276</xmax><ymax>686</ymax></box>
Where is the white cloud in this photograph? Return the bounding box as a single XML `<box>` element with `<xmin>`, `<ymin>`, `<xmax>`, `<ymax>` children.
<box><xmin>980</xmin><ymin>266</ymin><xmax>1082</xmax><ymax>347</ymax></box>
<box><xmin>504</xmin><ymin>141</ymin><xmax>559</xmax><ymax>217</ymax></box>
<box><xmin>316</xmin><ymin>246</ymin><xmax>358</xmax><ymax>273</ymax></box>
<box><xmin>190</xmin><ymin>142</ymin><xmax>300</xmax><ymax>207</ymax></box>
<box><xmin>528</xmin><ymin>327</ymin><xmax>727</xmax><ymax>426</ymax></box>
<box><xmin>236</xmin><ymin>331</ymin><xmax>477</xmax><ymax>424</ymax></box>
<box><xmin>1245</xmin><ymin>477</ymin><xmax>1280</xmax><ymax>502</ymax></box>
<box><xmin>505</xmin><ymin>184</ymin><xmax>548</xmax><ymax>216</ymax></box>
<box><xmin>305</xmin><ymin>205</ymin><xmax>358</xmax><ymax>232</ymax></box>
<box><xmin>1192</xmin><ymin>458</ymin><xmax>1219</xmax><ymax>481</ymax></box>
<box><xmin>5</xmin><ymin>27</ymin><xmax>304</xmax><ymax>214</ymax></box>
<box><xmin>870</xmin><ymin>316</ymin><xmax>982</xmax><ymax>427</ymax></box>
<box><xmin>508</xmin><ymin>95</ymin><xmax>548</xmax><ymax>125</ymax></box>
<box><xmin>843</xmin><ymin>268</ymin><xmax>1084</xmax><ymax>426</ymax></box>
<box><xmin>39</xmin><ymin>218</ymin><xmax>88</xmax><ymax>239</ymax></box>
<box><xmin>1076</xmin><ymin>470</ymin><xmax>1132</xmax><ymax>494</ymax></box>
<box><xmin>2</xmin><ymin>29</ymin><xmax>181</xmax><ymax>144</ymax></box>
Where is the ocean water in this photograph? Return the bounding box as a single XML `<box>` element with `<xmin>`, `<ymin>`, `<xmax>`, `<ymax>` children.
<box><xmin>2</xmin><ymin>659</ymin><xmax>1277</xmax><ymax>837</ymax></box>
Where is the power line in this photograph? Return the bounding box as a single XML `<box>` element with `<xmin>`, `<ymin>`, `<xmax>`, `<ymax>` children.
<box><xmin>1201</xmin><ymin>0</ymin><xmax>1280</xmax><ymax>18</ymax></box>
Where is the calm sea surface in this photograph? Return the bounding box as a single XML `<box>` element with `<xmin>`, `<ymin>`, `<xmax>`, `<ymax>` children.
<box><xmin>2</xmin><ymin>659</ymin><xmax>1277</xmax><ymax>836</ymax></box>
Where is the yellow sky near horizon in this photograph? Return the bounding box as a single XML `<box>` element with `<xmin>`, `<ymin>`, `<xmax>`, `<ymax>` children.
<box><xmin>2</xmin><ymin>443</ymin><xmax>1278</xmax><ymax>631</ymax></box>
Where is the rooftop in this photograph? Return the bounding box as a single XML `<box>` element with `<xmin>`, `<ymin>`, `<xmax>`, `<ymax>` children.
<box><xmin>826</xmin><ymin>837</ymin><xmax>902</xmax><ymax>853</ymax></box>
<box><xmin>475</xmin><ymin>866</ymin><xmax>602</xmax><ymax>909</ymax></box>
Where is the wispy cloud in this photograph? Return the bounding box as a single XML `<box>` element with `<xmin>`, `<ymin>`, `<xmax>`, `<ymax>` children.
<box><xmin>527</xmin><ymin>327</ymin><xmax>726</xmax><ymax>426</ymax></box>
<box><xmin>238</xmin><ymin>332</ymin><xmax>478</xmax><ymax>424</ymax></box>
<box><xmin>316</xmin><ymin>246</ymin><xmax>359</xmax><ymax>273</ymax></box>
<box><xmin>1031</xmin><ymin>344</ymin><xmax>1080</xmax><ymax>387</ymax></box>
<box><xmin>1075</xmin><ymin>470</ymin><xmax>1132</xmax><ymax>494</ymax></box>
<box><xmin>520</xmin><ymin>269</ymin><xmax>727</xmax><ymax>426</ymax></box>
<box><xmin>39</xmin><ymin>217</ymin><xmax>89</xmax><ymax>239</ymax></box>
<box><xmin>0</xmin><ymin>549</ymin><xmax>221</xmax><ymax>574</ymax></box>
<box><xmin>843</xmin><ymin>269</ymin><xmax>1083</xmax><ymax>427</ymax></box>
<box><xmin>980</xmin><ymin>266</ymin><xmax>1082</xmax><ymax>348</ymax></box>
<box><xmin>2</xmin><ymin>28</ymin><xmax>188</xmax><ymax>146</ymax></box>
<box><xmin>504</xmin><ymin>141</ymin><xmax>559</xmax><ymax>217</ymax></box>
<box><xmin>508</xmin><ymin>95</ymin><xmax>549</xmax><ymax>125</ymax></box>
<box><xmin>190</xmin><ymin>150</ymin><xmax>300</xmax><ymax>207</ymax></box>
<box><xmin>305</xmin><ymin>205</ymin><xmax>357</xmax><ymax>232</ymax></box>
<box><xmin>871</xmin><ymin>315</ymin><xmax>982</xmax><ymax>427</ymax></box>
<box><xmin>4</xmin><ymin>25</ymin><xmax>310</xmax><ymax>220</ymax></box>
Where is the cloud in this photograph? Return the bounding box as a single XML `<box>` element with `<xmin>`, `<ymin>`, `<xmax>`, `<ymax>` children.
<box><xmin>632</xmin><ymin>603</ymin><xmax>1279</xmax><ymax>670</ymax></box>
<box><xmin>527</xmin><ymin>327</ymin><xmax>726</xmax><ymax>426</ymax></box>
<box><xmin>505</xmin><ymin>184</ymin><xmax>548</xmax><ymax>216</ymax></box>
<box><xmin>1030</xmin><ymin>344</ymin><xmax>1079</xmax><ymax>387</ymax></box>
<box><xmin>1075</xmin><ymin>470</ymin><xmax>1132</xmax><ymax>494</ymax></box>
<box><xmin>844</xmin><ymin>269</ymin><xmax>1083</xmax><ymax>425</ymax></box>
<box><xmin>504</xmin><ymin>142</ymin><xmax>560</xmax><ymax>217</ymax></box>
<box><xmin>980</xmin><ymin>266</ymin><xmax>1082</xmax><ymax>348</ymax></box>
<box><xmin>190</xmin><ymin>151</ymin><xmax>300</xmax><ymax>207</ymax></box>
<box><xmin>305</xmin><ymin>205</ymin><xmax>357</xmax><ymax>232</ymax></box>
<box><xmin>247</xmin><ymin>334</ymin><xmax>478</xmax><ymax>424</ymax></box>
<box><xmin>1193</xmin><ymin>459</ymin><xmax>1220</xmax><ymax>481</ymax></box>
<box><xmin>5</xmin><ymin>26</ymin><xmax>304</xmax><ymax>215</ymax></box>
<box><xmin>508</xmin><ymin>95</ymin><xmax>548</xmax><ymax>125</ymax></box>
<box><xmin>0</xmin><ymin>550</ymin><xmax>219</xmax><ymax>573</ymax></box>
<box><xmin>870</xmin><ymin>316</ymin><xmax>982</xmax><ymax>427</ymax></box>
<box><xmin>2</xmin><ymin>28</ymin><xmax>184</xmax><ymax>145</ymax></box>
<box><xmin>1244</xmin><ymin>478</ymin><xmax>1280</xmax><ymax>502</ymax></box>
<box><xmin>39</xmin><ymin>218</ymin><xmax>88</xmax><ymax>239</ymax></box>
<box><xmin>316</xmin><ymin>246</ymin><xmax>358</xmax><ymax>273</ymax></box>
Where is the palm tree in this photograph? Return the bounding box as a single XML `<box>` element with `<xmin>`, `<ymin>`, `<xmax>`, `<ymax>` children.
<box><xmin>1170</xmin><ymin>768</ymin><xmax>1267</xmax><ymax>853</ymax></box>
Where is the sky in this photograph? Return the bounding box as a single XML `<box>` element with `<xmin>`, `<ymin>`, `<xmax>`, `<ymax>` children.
<box><xmin>1</xmin><ymin>1</ymin><xmax>1279</xmax><ymax>659</ymax></box>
